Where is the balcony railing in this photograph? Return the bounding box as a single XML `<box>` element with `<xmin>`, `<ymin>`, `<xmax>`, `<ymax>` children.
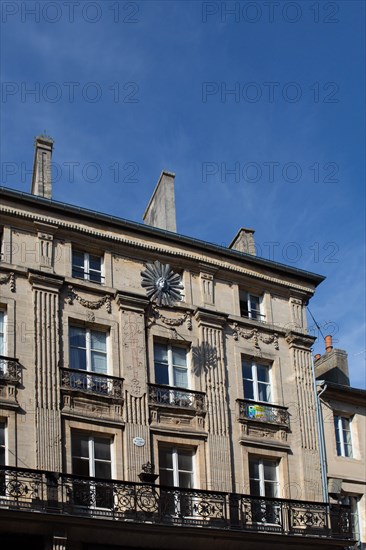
<box><xmin>238</xmin><ymin>399</ymin><xmax>290</xmax><ymax>428</ymax></box>
<box><xmin>148</xmin><ymin>384</ymin><xmax>206</xmax><ymax>413</ymax></box>
<box><xmin>0</xmin><ymin>356</ymin><xmax>21</xmax><ymax>385</ymax></box>
<box><xmin>60</xmin><ymin>368</ymin><xmax>123</xmax><ymax>400</ymax></box>
<box><xmin>0</xmin><ymin>466</ymin><xmax>352</xmax><ymax>540</ymax></box>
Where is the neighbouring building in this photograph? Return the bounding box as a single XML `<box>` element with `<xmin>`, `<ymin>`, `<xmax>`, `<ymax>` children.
<box><xmin>0</xmin><ymin>135</ymin><xmax>353</xmax><ymax>549</ymax></box>
<box><xmin>315</xmin><ymin>335</ymin><xmax>366</xmax><ymax>549</ymax></box>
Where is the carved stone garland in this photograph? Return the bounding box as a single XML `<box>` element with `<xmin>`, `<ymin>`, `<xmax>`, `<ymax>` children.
<box><xmin>232</xmin><ymin>322</ymin><xmax>279</xmax><ymax>350</ymax></box>
<box><xmin>0</xmin><ymin>271</ymin><xmax>15</xmax><ymax>292</ymax></box>
<box><xmin>148</xmin><ymin>303</ymin><xmax>192</xmax><ymax>330</ymax></box>
<box><xmin>65</xmin><ymin>285</ymin><xmax>112</xmax><ymax>313</ymax></box>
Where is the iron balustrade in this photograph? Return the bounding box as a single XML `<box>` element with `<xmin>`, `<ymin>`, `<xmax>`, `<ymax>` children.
<box><xmin>0</xmin><ymin>355</ymin><xmax>21</xmax><ymax>385</ymax></box>
<box><xmin>60</xmin><ymin>367</ymin><xmax>123</xmax><ymax>399</ymax></box>
<box><xmin>148</xmin><ymin>384</ymin><xmax>206</xmax><ymax>413</ymax></box>
<box><xmin>238</xmin><ymin>399</ymin><xmax>290</xmax><ymax>428</ymax></box>
<box><xmin>0</xmin><ymin>465</ymin><xmax>352</xmax><ymax>540</ymax></box>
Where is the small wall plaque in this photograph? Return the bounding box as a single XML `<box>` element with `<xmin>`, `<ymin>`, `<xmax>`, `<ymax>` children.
<box><xmin>133</xmin><ymin>437</ymin><xmax>145</xmax><ymax>447</ymax></box>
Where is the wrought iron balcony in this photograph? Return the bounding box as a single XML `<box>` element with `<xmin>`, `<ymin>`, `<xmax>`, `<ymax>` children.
<box><xmin>60</xmin><ymin>367</ymin><xmax>123</xmax><ymax>400</ymax></box>
<box><xmin>0</xmin><ymin>356</ymin><xmax>21</xmax><ymax>385</ymax></box>
<box><xmin>0</xmin><ymin>465</ymin><xmax>352</xmax><ymax>540</ymax></box>
<box><xmin>148</xmin><ymin>383</ymin><xmax>206</xmax><ymax>413</ymax></box>
<box><xmin>238</xmin><ymin>399</ymin><xmax>290</xmax><ymax>428</ymax></box>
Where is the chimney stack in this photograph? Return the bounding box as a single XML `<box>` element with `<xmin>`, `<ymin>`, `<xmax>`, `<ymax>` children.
<box><xmin>31</xmin><ymin>135</ymin><xmax>54</xmax><ymax>199</ymax></box>
<box><xmin>229</xmin><ymin>228</ymin><xmax>256</xmax><ymax>255</ymax></box>
<box><xmin>143</xmin><ymin>171</ymin><xmax>177</xmax><ymax>232</ymax></box>
<box><xmin>325</xmin><ymin>335</ymin><xmax>333</xmax><ymax>353</ymax></box>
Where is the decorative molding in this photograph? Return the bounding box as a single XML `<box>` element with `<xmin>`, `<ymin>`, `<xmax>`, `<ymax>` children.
<box><xmin>233</xmin><ymin>323</ymin><xmax>279</xmax><ymax>350</ymax></box>
<box><xmin>0</xmin><ymin>206</ymin><xmax>315</xmax><ymax>294</ymax></box>
<box><xmin>0</xmin><ymin>271</ymin><xmax>15</xmax><ymax>292</ymax></box>
<box><xmin>65</xmin><ymin>285</ymin><xmax>112</xmax><ymax>313</ymax></box>
<box><xmin>148</xmin><ymin>304</ymin><xmax>192</xmax><ymax>330</ymax></box>
<box><xmin>285</xmin><ymin>330</ymin><xmax>315</xmax><ymax>350</ymax></box>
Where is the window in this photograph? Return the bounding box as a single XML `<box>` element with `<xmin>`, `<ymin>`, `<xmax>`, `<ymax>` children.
<box><xmin>154</xmin><ymin>343</ymin><xmax>188</xmax><ymax>389</ymax></box>
<box><xmin>159</xmin><ymin>446</ymin><xmax>194</xmax><ymax>488</ymax></box>
<box><xmin>249</xmin><ymin>457</ymin><xmax>280</xmax><ymax>525</ymax></box>
<box><xmin>334</xmin><ymin>415</ymin><xmax>353</xmax><ymax>458</ymax></box>
<box><xmin>71</xmin><ymin>432</ymin><xmax>112</xmax><ymax>508</ymax></box>
<box><xmin>242</xmin><ymin>359</ymin><xmax>271</xmax><ymax>403</ymax></box>
<box><xmin>72</xmin><ymin>251</ymin><xmax>103</xmax><ymax>283</ymax></box>
<box><xmin>69</xmin><ymin>327</ymin><xmax>107</xmax><ymax>374</ymax></box>
<box><xmin>340</xmin><ymin>496</ymin><xmax>360</xmax><ymax>544</ymax></box>
<box><xmin>240</xmin><ymin>291</ymin><xmax>264</xmax><ymax>321</ymax></box>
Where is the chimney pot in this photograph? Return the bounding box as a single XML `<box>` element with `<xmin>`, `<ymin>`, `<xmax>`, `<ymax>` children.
<box><xmin>314</xmin><ymin>354</ymin><xmax>321</xmax><ymax>361</ymax></box>
<box><xmin>325</xmin><ymin>335</ymin><xmax>333</xmax><ymax>353</ymax></box>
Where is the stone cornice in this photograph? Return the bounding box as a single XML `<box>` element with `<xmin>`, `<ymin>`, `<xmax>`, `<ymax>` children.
<box><xmin>116</xmin><ymin>291</ymin><xmax>150</xmax><ymax>313</ymax></box>
<box><xmin>194</xmin><ymin>308</ymin><xmax>228</xmax><ymax>328</ymax></box>
<box><xmin>285</xmin><ymin>330</ymin><xmax>316</xmax><ymax>349</ymax></box>
<box><xmin>0</xmin><ymin>205</ymin><xmax>316</xmax><ymax>294</ymax></box>
<box><xmin>28</xmin><ymin>270</ymin><xmax>64</xmax><ymax>291</ymax></box>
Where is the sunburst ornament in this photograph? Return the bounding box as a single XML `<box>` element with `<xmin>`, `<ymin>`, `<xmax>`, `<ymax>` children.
<box><xmin>141</xmin><ymin>260</ymin><xmax>184</xmax><ymax>307</ymax></box>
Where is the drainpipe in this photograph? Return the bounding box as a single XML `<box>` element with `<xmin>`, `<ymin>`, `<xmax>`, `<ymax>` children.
<box><xmin>314</xmin><ymin>374</ymin><xmax>328</xmax><ymax>502</ymax></box>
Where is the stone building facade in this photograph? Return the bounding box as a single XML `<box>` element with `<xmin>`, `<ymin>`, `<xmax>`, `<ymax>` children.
<box><xmin>0</xmin><ymin>136</ymin><xmax>353</xmax><ymax>549</ymax></box>
<box><xmin>315</xmin><ymin>338</ymin><xmax>366</xmax><ymax>549</ymax></box>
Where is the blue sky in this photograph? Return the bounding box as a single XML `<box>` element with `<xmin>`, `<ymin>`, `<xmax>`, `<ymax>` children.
<box><xmin>1</xmin><ymin>1</ymin><xmax>365</xmax><ymax>387</ymax></box>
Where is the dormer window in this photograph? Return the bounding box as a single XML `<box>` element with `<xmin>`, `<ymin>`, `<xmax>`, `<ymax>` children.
<box><xmin>240</xmin><ymin>291</ymin><xmax>264</xmax><ymax>321</ymax></box>
<box><xmin>72</xmin><ymin>251</ymin><xmax>104</xmax><ymax>284</ymax></box>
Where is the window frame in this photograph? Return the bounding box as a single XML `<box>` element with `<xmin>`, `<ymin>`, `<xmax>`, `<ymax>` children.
<box><xmin>72</xmin><ymin>250</ymin><xmax>104</xmax><ymax>284</ymax></box>
<box><xmin>158</xmin><ymin>445</ymin><xmax>195</xmax><ymax>489</ymax></box>
<box><xmin>240</xmin><ymin>291</ymin><xmax>264</xmax><ymax>321</ymax></box>
<box><xmin>249</xmin><ymin>456</ymin><xmax>279</xmax><ymax>498</ymax></box>
<box><xmin>71</xmin><ymin>432</ymin><xmax>112</xmax><ymax>479</ymax></box>
<box><xmin>69</xmin><ymin>325</ymin><xmax>109</xmax><ymax>375</ymax></box>
<box><xmin>334</xmin><ymin>415</ymin><xmax>353</xmax><ymax>458</ymax></box>
<box><xmin>154</xmin><ymin>342</ymin><xmax>189</xmax><ymax>389</ymax></box>
<box><xmin>242</xmin><ymin>358</ymin><xmax>272</xmax><ymax>403</ymax></box>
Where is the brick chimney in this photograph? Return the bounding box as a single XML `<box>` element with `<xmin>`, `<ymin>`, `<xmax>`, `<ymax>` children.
<box><xmin>31</xmin><ymin>135</ymin><xmax>54</xmax><ymax>199</ymax></box>
<box><xmin>229</xmin><ymin>228</ymin><xmax>256</xmax><ymax>255</ymax></box>
<box><xmin>314</xmin><ymin>335</ymin><xmax>350</xmax><ymax>386</ymax></box>
<box><xmin>143</xmin><ymin>171</ymin><xmax>176</xmax><ymax>232</ymax></box>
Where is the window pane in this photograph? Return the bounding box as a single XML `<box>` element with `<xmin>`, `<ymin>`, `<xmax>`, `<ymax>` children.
<box><xmin>72</xmin><ymin>457</ymin><xmax>90</xmax><ymax>477</ymax></box>
<box><xmin>179</xmin><ymin>472</ymin><xmax>193</xmax><ymax>489</ymax></box>
<box><xmin>178</xmin><ymin>451</ymin><xmax>192</xmax><ymax>472</ymax></box>
<box><xmin>154</xmin><ymin>343</ymin><xmax>168</xmax><ymax>363</ymax></box>
<box><xmin>95</xmin><ymin>462</ymin><xmax>111</xmax><ymax>479</ymax></box>
<box><xmin>72</xmin><ymin>434</ymin><xmax>89</xmax><ymax>458</ymax></box>
<box><xmin>263</xmin><ymin>461</ymin><xmax>277</xmax><ymax>481</ymax></box>
<box><xmin>91</xmin><ymin>331</ymin><xmax>106</xmax><ymax>352</ymax></box>
<box><xmin>244</xmin><ymin>380</ymin><xmax>254</xmax><ymax>400</ymax></box>
<box><xmin>257</xmin><ymin>365</ymin><xmax>269</xmax><ymax>383</ymax></box>
<box><xmin>249</xmin><ymin>459</ymin><xmax>259</xmax><ymax>479</ymax></box>
<box><xmin>159</xmin><ymin>469</ymin><xmax>174</xmax><ymax>486</ymax></box>
<box><xmin>70</xmin><ymin>348</ymin><xmax>87</xmax><ymax>371</ymax></box>
<box><xmin>0</xmin><ymin>448</ymin><xmax>5</xmax><ymax>466</ymax></box>
<box><xmin>89</xmin><ymin>270</ymin><xmax>102</xmax><ymax>283</ymax></box>
<box><xmin>91</xmin><ymin>351</ymin><xmax>107</xmax><ymax>374</ymax></box>
<box><xmin>72</xmin><ymin>251</ymin><xmax>84</xmax><ymax>268</ymax></box>
<box><xmin>174</xmin><ymin>367</ymin><xmax>188</xmax><ymax>388</ymax></box>
<box><xmin>265</xmin><ymin>481</ymin><xmax>278</xmax><ymax>498</ymax></box>
<box><xmin>258</xmin><ymin>382</ymin><xmax>270</xmax><ymax>403</ymax></box>
<box><xmin>155</xmin><ymin>362</ymin><xmax>169</xmax><ymax>385</ymax></box>
<box><xmin>70</xmin><ymin>327</ymin><xmax>86</xmax><ymax>348</ymax></box>
<box><xmin>240</xmin><ymin>300</ymin><xmax>249</xmax><ymax>317</ymax></box>
<box><xmin>0</xmin><ymin>426</ymin><xmax>4</xmax><ymax>446</ymax></box>
<box><xmin>250</xmin><ymin>296</ymin><xmax>260</xmax><ymax>311</ymax></box>
<box><xmin>172</xmin><ymin>347</ymin><xmax>186</xmax><ymax>367</ymax></box>
<box><xmin>89</xmin><ymin>255</ymin><xmax>101</xmax><ymax>271</ymax></box>
<box><xmin>159</xmin><ymin>448</ymin><xmax>173</xmax><ymax>469</ymax></box>
<box><xmin>249</xmin><ymin>479</ymin><xmax>261</xmax><ymax>496</ymax></box>
<box><xmin>94</xmin><ymin>438</ymin><xmax>111</xmax><ymax>460</ymax></box>
<box><xmin>242</xmin><ymin>361</ymin><xmax>252</xmax><ymax>380</ymax></box>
